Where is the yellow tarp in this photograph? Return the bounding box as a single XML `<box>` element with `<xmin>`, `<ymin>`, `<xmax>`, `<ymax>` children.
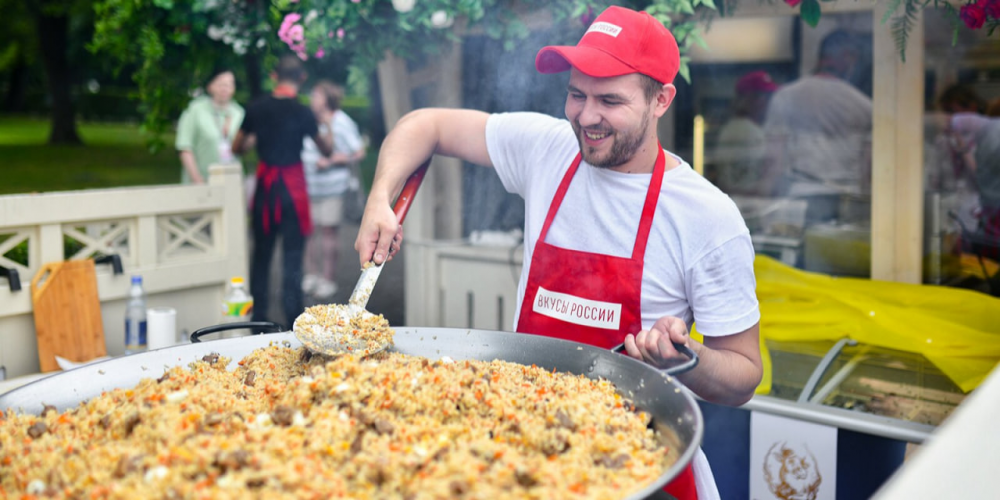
<box><xmin>750</xmin><ymin>255</ymin><xmax>1000</xmax><ymax>393</ymax></box>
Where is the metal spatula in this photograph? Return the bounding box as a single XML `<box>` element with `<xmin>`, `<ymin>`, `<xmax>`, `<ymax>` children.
<box><xmin>294</xmin><ymin>161</ymin><xmax>430</xmax><ymax>357</ymax></box>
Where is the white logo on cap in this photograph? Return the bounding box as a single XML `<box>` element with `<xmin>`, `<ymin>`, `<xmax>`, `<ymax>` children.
<box><xmin>586</xmin><ymin>22</ymin><xmax>622</xmax><ymax>38</ymax></box>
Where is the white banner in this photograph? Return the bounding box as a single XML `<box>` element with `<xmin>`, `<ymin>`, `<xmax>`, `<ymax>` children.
<box><xmin>750</xmin><ymin>412</ymin><xmax>837</xmax><ymax>500</ymax></box>
<box><xmin>532</xmin><ymin>286</ymin><xmax>622</xmax><ymax>330</ymax></box>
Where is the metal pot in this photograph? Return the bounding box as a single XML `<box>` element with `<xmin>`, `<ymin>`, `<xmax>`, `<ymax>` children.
<box><xmin>0</xmin><ymin>324</ymin><xmax>702</xmax><ymax>500</ymax></box>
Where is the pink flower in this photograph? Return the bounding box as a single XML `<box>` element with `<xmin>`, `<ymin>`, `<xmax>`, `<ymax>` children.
<box><xmin>288</xmin><ymin>24</ymin><xmax>304</xmax><ymax>42</ymax></box>
<box><xmin>961</xmin><ymin>2</ymin><xmax>986</xmax><ymax>28</ymax></box>
<box><xmin>352</xmin><ymin>0</ymin><xmax>360</xmax><ymax>3</ymax></box>
<box><xmin>278</xmin><ymin>13</ymin><xmax>301</xmax><ymax>43</ymax></box>
<box><xmin>315</xmin><ymin>48</ymin><xmax>325</xmax><ymax>59</ymax></box>
<box><xmin>337</xmin><ymin>28</ymin><xmax>345</xmax><ymax>39</ymax></box>
<box><xmin>981</xmin><ymin>0</ymin><xmax>1000</xmax><ymax>18</ymax></box>
<box><xmin>784</xmin><ymin>0</ymin><xmax>802</xmax><ymax>6</ymax></box>
<box><xmin>281</xmin><ymin>13</ymin><xmax>301</xmax><ymax>29</ymax></box>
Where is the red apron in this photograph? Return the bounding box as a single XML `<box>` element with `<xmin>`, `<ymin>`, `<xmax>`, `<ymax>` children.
<box><xmin>515</xmin><ymin>146</ymin><xmax>698</xmax><ymax>500</ymax></box>
<box><xmin>255</xmin><ymin>161</ymin><xmax>312</xmax><ymax>237</ymax></box>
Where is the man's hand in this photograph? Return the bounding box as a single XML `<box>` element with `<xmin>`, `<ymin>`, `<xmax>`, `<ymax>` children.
<box><xmin>623</xmin><ymin>316</ymin><xmax>691</xmax><ymax>369</ymax></box>
<box><xmin>354</xmin><ymin>199</ymin><xmax>403</xmax><ymax>265</ymax></box>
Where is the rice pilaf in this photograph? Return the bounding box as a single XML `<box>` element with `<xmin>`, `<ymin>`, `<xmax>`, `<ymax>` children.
<box><xmin>0</xmin><ymin>345</ymin><xmax>679</xmax><ymax>499</ymax></box>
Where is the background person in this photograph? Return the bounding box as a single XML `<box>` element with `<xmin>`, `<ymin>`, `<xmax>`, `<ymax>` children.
<box><xmin>175</xmin><ymin>69</ymin><xmax>244</xmax><ymax>184</ymax></box>
<box><xmin>302</xmin><ymin>80</ymin><xmax>366</xmax><ymax>299</ymax></box>
<box><xmin>356</xmin><ymin>7</ymin><xmax>762</xmax><ymax>499</ymax></box>
<box><xmin>712</xmin><ymin>70</ymin><xmax>779</xmax><ymax>195</ymax></box>
<box><xmin>764</xmin><ymin>30</ymin><xmax>873</xmax><ymax>223</ymax></box>
<box><xmin>231</xmin><ymin>55</ymin><xmax>333</xmax><ymax>328</ymax></box>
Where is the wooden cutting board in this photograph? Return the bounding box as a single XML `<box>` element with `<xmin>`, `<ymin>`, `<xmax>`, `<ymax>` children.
<box><xmin>31</xmin><ymin>260</ymin><xmax>107</xmax><ymax>372</ymax></box>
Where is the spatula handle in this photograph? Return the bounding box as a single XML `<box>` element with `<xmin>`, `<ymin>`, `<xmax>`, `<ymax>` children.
<box><xmin>393</xmin><ymin>161</ymin><xmax>431</xmax><ymax>225</ymax></box>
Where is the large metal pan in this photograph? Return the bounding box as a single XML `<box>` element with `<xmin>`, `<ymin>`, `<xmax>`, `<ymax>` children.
<box><xmin>0</xmin><ymin>324</ymin><xmax>702</xmax><ymax>500</ymax></box>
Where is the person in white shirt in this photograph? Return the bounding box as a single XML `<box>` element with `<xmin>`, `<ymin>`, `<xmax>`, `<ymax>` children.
<box><xmin>302</xmin><ymin>81</ymin><xmax>366</xmax><ymax>299</ymax></box>
<box><xmin>355</xmin><ymin>7</ymin><xmax>762</xmax><ymax>499</ymax></box>
<box><xmin>763</xmin><ymin>30</ymin><xmax>873</xmax><ymax>223</ymax></box>
<box><xmin>713</xmin><ymin>70</ymin><xmax>779</xmax><ymax>195</ymax></box>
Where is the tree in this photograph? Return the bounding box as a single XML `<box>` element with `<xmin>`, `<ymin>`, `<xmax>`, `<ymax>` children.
<box><xmin>89</xmin><ymin>1</ymin><xmax>715</xmax><ymax>149</ymax></box>
<box><xmin>0</xmin><ymin>0</ymin><xmax>38</xmax><ymax>113</ymax></box>
<box><xmin>25</xmin><ymin>0</ymin><xmax>94</xmax><ymax>145</ymax></box>
<box><xmin>90</xmin><ymin>0</ymin><xmax>277</xmax><ymax>152</ymax></box>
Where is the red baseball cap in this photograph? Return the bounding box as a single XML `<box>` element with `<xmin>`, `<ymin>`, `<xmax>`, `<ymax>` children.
<box><xmin>735</xmin><ymin>71</ymin><xmax>779</xmax><ymax>94</ymax></box>
<box><xmin>535</xmin><ymin>6</ymin><xmax>680</xmax><ymax>84</ymax></box>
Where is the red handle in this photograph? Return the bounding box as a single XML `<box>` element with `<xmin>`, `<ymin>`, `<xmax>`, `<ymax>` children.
<box><xmin>392</xmin><ymin>161</ymin><xmax>430</xmax><ymax>225</ymax></box>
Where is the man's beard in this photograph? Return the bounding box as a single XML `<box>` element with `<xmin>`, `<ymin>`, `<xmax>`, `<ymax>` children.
<box><xmin>574</xmin><ymin>110</ymin><xmax>650</xmax><ymax>169</ymax></box>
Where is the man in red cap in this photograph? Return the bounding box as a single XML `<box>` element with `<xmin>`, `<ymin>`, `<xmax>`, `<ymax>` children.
<box><xmin>357</xmin><ymin>7</ymin><xmax>762</xmax><ymax>499</ymax></box>
<box><xmin>713</xmin><ymin>71</ymin><xmax>779</xmax><ymax>195</ymax></box>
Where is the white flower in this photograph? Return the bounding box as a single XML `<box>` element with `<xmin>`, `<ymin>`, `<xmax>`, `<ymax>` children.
<box><xmin>233</xmin><ymin>40</ymin><xmax>248</xmax><ymax>55</ymax></box>
<box><xmin>304</xmin><ymin>9</ymin><xmax>319</xmax><ymax>24</ymax></box>
<box><xmin>430</xmin><ymin>10</ymin><xmax>453</xmax><ymax>28</ymax></box>
<box><xmin>207</xmin><ymin>25</ymin><xmax>225</xmax><ymax>40</ymax></box>
<box><xmin>392</xmin><ymin>0</ymin><xmax>416</xmax><ymax>13</ymax></box>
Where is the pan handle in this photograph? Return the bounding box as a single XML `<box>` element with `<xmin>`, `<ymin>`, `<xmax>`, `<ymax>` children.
<box><xmin>612</xmin><ymin>341</ymin><xmax>699</xmax><ymax>376</ymax></box>
<box><xmin>190</xmin><ymin>322</ymin><xmax>284</xmax><ymax>343</ymax></box>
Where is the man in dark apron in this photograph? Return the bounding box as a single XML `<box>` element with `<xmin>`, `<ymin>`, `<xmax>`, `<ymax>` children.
<box><xmin>357</xmin><ymin>7</ymin><xmax>763</xmax><ymax>499</ymax></box>
<box><xmin>232</xmin><ymin>55</ymin><xmax>333</xmax><ymax>328</ymax></box>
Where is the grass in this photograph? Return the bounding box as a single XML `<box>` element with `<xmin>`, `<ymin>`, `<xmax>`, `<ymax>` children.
<box><xmin>0</xmin><ymin>116</ymin><xmax>377</xmax><ymax>196</ymax></box>
<box><xmin>0</xmin><ymin>116</ymin><xmax>186</xmax><ymax>195</ymax></box>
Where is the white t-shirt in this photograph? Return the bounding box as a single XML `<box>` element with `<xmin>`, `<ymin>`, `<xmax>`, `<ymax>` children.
<box><xmin>485</xmin><ymin>112</ymin><xmax>760</xmax><ymax>337</ymax></box>
<box><xmin>713</xmin><ymin>116</ymin><xmax>766</xmax><ymax>193</ymax></box>
<box><xmin>764</xmin><ymin>75</ymin><xmax>872</xmax><ymax>197</ymax></box>
<box><xmin>303</xmin><ymin>110</ymin><xmax>364</xmax><ymax>199</ymax></box>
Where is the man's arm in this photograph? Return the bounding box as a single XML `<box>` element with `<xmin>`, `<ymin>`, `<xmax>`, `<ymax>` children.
<box><xmin>625</xmin><ymin>318</ymin><xmax>763</xmax><ymax>406</ymax></box>
<box><xmin>230</xmin><ymin>130</ymin><xmax>251</xmax><ymax>156</ymax></box>
<box><xmin>312</xmin><ymin>125</ymin><xmax>334</xmax><ymax>157</ymax></box>
<box><xmin>355</xmin><ymin>108</ymin><xmax>492</xmax><ymax>265</ymax></box>
<box><xmin>178</xmin><ymin>150</ymin><xmax>205</xmax><ymax>184</ymax></box>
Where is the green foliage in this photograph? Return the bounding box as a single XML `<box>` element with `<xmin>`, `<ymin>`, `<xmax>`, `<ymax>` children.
<box><xmin>90</xmin><ymin>0</ymin><xmax>273</xmax><ymax>152</ymax></box>
<box><xmin>799</xmin><ymin>0</ymin><xmax>821</xmax><ymax>28</ymax></box>
<box><xmin>88</xmin><ymin>1</ymin><xmax>714</xmax><ymax>149</ymax></box>
<box><xmin>890</xmin><ymin>0</ymin><xmax>922</xmax><ymax>62</ymax></box>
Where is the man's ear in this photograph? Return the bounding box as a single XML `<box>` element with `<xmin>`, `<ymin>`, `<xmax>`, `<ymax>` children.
<box><xmin>654</xmin><ymin>84</ymin><xmax>676</xmax><ymax>119</ymax></box>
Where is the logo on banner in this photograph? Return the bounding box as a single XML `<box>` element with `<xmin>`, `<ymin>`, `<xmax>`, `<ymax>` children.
<box><xmin>533</xmin><ymin>287</ymin><xmax>621</xmax><ymax>330</ymax></box>
<box><xmin>750</xmin><ymin>413</ymin><xmax>836</xmax><ymax>500</ymax></box>
<box><xmin>586</xmin><ymin>22</ymin><xmax>623</xmax><ymax>37</ymax></box>
<box><xmin>763</xmin><ymin>442</ymin><xmax>822</xmax><ymax>500</ymax></box>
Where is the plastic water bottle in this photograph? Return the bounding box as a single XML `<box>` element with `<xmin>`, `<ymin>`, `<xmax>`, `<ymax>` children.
<box><xmin>124</xmin><ymin>276</ymin><xmax>148</xmax><ymax>354</ymax></box>
<box><xmin>221</xmin><ymin>277</ymin><xmax>254</xmax><ymax>338</ymax></box>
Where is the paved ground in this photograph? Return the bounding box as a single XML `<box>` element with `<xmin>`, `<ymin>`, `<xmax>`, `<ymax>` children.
<box><xmin>256</xmin><ymin>221</ymin><xmax>407</xmax><ymax>329</ymax></box>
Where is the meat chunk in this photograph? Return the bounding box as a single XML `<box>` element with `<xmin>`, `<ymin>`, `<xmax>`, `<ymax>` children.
<box><xmin>122</xmin><ymin>412</ymin><xmax>141</xmax><ymax>436</ymax></box>
<box><xmin>373</xmin><ymin>418</ymin><xmax>395</xmax><ymax>436</ymax></box>
<box><xmin>113</xmin><ymin>455</ymin><xmax>144</xmax><ymax>478</ymax></box>
<box><xmin>271</xmin><ymin>406</ymin><xmax>294</xmax><ymax>427</ymax></box>
<box><xmin>27</xmin><ymin>421</ymin><xmax>48</xmax><ymax>439</ymax></box>
<box><xmin>214</xmin><ymin>450</ymin><xmax>251</xmax><ymax>472</ymax></box>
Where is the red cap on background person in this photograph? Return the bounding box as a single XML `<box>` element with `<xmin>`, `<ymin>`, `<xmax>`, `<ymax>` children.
<box><xmin>535</xmin><ymin>6</ymin><xmax>680</xmax><ymax>85</ymax></box>
<box><xmin>735</xmin><ymin>70</ymin><xmax>779</xmax><ymax>95</ymax></box>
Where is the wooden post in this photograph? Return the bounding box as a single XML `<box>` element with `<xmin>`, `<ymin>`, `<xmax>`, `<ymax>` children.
<box><xmin>871</xmin><ymin>5</ymin><xmax>925</xmax><ymax>283</ymax></box>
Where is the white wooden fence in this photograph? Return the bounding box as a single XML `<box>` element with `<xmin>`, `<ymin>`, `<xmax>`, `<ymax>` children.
<box><xmin>0</xmin><ymin>164</ymin><xmax>247</xmax><ymax>379</ymax></box>
<box><xmin>405</xmin><ymin>240</ymin><xmax>522</xmax><ymax>332</ymax></box>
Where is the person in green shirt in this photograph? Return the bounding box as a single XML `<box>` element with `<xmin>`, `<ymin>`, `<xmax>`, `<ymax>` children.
<box><xmin>175</xmin><ymin>69</ymin><xmax>245</xmax><ymax>184</ymax></box>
